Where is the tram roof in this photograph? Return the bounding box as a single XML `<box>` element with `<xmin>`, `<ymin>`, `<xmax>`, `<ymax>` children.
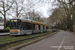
<box><xmin>11</xmin><ymin>18</ymin><xmax>32</xmax><ymax>21</ymax></box>
<box><xmin>11</xmin><ymin>18</ymin><xmax>47</xmax><ymax>25</ymax></box>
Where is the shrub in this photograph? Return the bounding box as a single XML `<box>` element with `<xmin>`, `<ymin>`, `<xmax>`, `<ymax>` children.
<box><xmin>0</xmin><ymin>29</ymin><xmax>9</xmax><ymax>33</ymax></box>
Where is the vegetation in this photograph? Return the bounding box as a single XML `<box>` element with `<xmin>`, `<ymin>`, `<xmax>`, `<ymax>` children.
<box><xmin>0</xmin><ymin>31</ymin><xmax>51</xmax><ymax>45</ymax></box>
<box><xmin>0</xmin><ymin>0</ymin><xmax>14</xmax><ymax>29</ymax></box>
<box><xmin>0</xmin><ymin>0</ymin><xmax>75</xmax><ymax>32</ymax></box>
<box><xmin>47</xmin><ymin>7</ymin><xmax>68</xmax><ymax>30</ymax></box>
<box><xmin>0</xmin><ymin>31</ymin><xmax>56</xmax><ymax>50</ymax></box>
<box><xmin>6</xmin><ymin>20</ymin><xmax>10</xmax><ymax>28</ymax></box>
<box><xmin>47</xmin><ymin>0</ymin><xmax>75</xmax><ymax>32</ymax></box>
<box><xmin>0</xmin><ymin>29</ymin><xmax>9</xmax><ymax>33</ymax></box>
<box><xmin>0</xmin><ymin>0</ymin><xmax>47</xmax><ymax>30</ymax></box>
<box><xmin>57</xmin><ymin>0</ymin><xmax>74</xmax><ymax>31</ymax></box>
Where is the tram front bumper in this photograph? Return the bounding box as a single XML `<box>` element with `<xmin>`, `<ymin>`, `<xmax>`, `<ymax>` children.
<box><xmin>10</xmin><ymin>32</ymin><xmax>20</xmax><ymax>35</ymax></box>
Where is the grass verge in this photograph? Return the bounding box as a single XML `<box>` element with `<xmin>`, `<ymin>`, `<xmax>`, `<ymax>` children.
<box><xmin>0</xmin><ymin>31</ymin><xmax>57</xmax><ymax>50</ymax></box>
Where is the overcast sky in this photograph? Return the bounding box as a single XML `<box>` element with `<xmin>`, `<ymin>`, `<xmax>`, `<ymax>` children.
<box><xmin>0</xmin><ymin>0</ymin><xmax>58</xmax><ymax>19</ymax></box>
<box><xmin>35</xmin><ymin>0</ymin><xmax>56</xmax><ymax>18</ymax></box>
<box><xmin>30</xmin><ymin>0</ymin><xmax>58</xmax><ymax>18</ymax></box>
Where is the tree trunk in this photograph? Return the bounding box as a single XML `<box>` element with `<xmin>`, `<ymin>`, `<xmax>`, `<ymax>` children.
<box><xmin>67</xmin><ymin>15</ymin><xmax>73</xmax><ymax>32</ymax></box>
<box><xmin>4</xmin><ymin>12</ymin><xmax>6</xmax><ymax>29</ymax></box>
<box><xmin>73</xmin><ymin>6</ymin><xmax>75</xmax><ymax>32</ymax></box>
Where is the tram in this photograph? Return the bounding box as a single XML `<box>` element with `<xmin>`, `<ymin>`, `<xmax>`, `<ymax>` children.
<box><xmin>10</xmin><ymin>18</ymin><xmax>48</xmax><ymax>35</ymax></box>
<box><xmin>51</xmin><ymin>25</ymin><xmax>57</xmax><ymax>32</ymax></box>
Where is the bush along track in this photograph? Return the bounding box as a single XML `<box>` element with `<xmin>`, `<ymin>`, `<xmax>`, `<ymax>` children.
<box><xmin>0</xmin><ymin>29</ymin><xmax>9</xmax><ymax>33</ymax></box>
<box><xmin>0</xmin><ymin>31</ymin><xmax>57</xmax><ymax>50</ymax></box>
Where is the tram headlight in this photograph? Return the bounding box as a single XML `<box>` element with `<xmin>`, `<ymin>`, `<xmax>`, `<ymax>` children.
<box><xmin>18</xmin><ymin>30</ymin><xmax>20</xmax><ymax>32</ymax></box>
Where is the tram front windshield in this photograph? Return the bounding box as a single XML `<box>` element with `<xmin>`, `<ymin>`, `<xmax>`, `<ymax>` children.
<box><xmin>10</xmin><ymin>19</ymin><xmax>21</xmax><ymax>29</ymax></box>
<box><xmin>51</xmin><ymin>26</ymin><xmax>57</xmax><ymax>29</ymax></box>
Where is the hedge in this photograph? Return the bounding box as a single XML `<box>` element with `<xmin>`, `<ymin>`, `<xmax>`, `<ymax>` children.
<box><xmin>0</xmin><ymin>29</ymin><xmax>9</xmax><ymax>33</ymax></box>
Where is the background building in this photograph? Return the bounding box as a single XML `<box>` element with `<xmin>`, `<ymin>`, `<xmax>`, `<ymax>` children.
<box><xmin>0</xmin><ymin>17</ymin><xmax>4</xmax><ymax>29</ymax></box>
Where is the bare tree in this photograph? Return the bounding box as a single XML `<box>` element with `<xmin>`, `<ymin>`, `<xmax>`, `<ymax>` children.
<box><xmin>48</xmin><ymin>7</ymin><xmax>68</xmax><ymax>30</ymax></box>
<box><xmin>9</xmin><ymin>0</ymin><xmax>24</xmax><ymax>18</ymax></box>
<box><xmin>57</xmin><ymin>0</ymin><xmax>73</xmax><ymax>31</ymax></box>
<box><xmin>25</xmin><ymin>10</ymin><xmax>41</xmax><ymax>21</ymax></box>
<box><xmin>0</xmin><ymin>0</ymin><xmax>14</xmax><ymax>29</ymax></box>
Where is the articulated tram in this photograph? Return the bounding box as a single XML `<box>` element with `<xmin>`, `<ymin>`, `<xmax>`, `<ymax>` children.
<box><xmin>10</xmin><ymin>18</ymin><xmax>48</xmax><ymax>35</ymax></box>
<box><xmin>51</xmin><ymin>25</ymin><xmax>57</xmax><ymax>32</ymax></box>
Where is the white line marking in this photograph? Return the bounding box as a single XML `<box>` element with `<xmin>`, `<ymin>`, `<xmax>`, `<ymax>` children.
<box><xmin>58</xmin><ymin>32</ymin><xmax>65</xmax><ymax>50</ymax></box>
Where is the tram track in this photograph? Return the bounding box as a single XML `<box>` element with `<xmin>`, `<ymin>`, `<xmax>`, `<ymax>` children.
<box><xmin>0</xmin><ymin>33</ymin><xmax>50</xmax><ymax>48</ymax></box>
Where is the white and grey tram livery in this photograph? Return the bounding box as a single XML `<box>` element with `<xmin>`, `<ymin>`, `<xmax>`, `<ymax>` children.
<box><xmin>10</xmin><ymin>18</ymin><xmax>48</xmax><ymax>35</ymax></box>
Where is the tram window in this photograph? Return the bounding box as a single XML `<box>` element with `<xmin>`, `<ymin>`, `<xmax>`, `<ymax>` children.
<box><xmin>33</xmin><ymin>24</ymin><xmax>35</xmax><ymax>30</ymax></box>
<box><xmin>41</xmin><ymin>25</ymin><xmax>43</xmax><ymax>30</ymax></box>
<box><xmin>21</xmin><ymin>22</ymin><xmax>23</xmax><ymax>30</ymax></box>
<box><xmin>43</xmin><ymin>25</ymin><xmax>44</xmax><ymax>29</ymax></box>
<box><xmin>46</xmin><ymin>26</ymin><xmax>48</xmax><ymax>29</ymax></box>
<box><xmin>21</xmin><ymin>22</ymin><xmax>26</xmax><ymax>30</ymax></box>
<box><xmin>26</xmin><ymin>23</ymin><xmax>32</xmax><ymax>30</ymax></box>
<box><xmin>23</xmin><ymin>23</ymin><xmax>26</xmax><ymax>30</ymax></box>
<box><xmin>38</xmin><ymin>25</ymin><xmax>40</xmax><ymax>30</ymax></box>
<box><xmin>44</xmin><ymin>26</ymin><xmax>45</xmax><ymax>29</ymax></box>
<box><xmin>35</xmin><ymin>24</ymin><xmax>38</xmax><ymax>30</ymax></box>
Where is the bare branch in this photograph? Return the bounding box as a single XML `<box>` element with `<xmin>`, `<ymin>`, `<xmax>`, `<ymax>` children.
<box><xmin>0</xmin><ymin>11</ymin><xmax>4</xmax><ymax>15</ymax></box>
<box><xmin>6</xmin><ymin>0</ymin><xmax>15</xmax><ymax>11</ymax></box>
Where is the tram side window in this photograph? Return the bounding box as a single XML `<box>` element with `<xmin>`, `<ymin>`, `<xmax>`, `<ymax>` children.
<box><xmin>21</xmin><ymin>22</ymin><xmax>26</xmax><ymax>30</ymax></box>
<box><xmin>43</xmin><ymin>25</ymin><xmax>44</xmax><ymax>30</ymax></box>
<box><xmin>33</xmin><ymin>24</ymin><xmax>35</xmax><ymax>30</ymax></box>
<box><xmin>38</xmin><ymin>25</ymin><xmax>40</xmax><ymax>30</ymax></box>
<box><xmin>41</xmin><ymin>25</ymin><xmax>43</xmax><ymax>30</ymax></box>
<box><xmin>26</xmin><ymin>23</ymin><xmax>32</xmax><ymax>30</ymax></box>
<box><xmin>44</xmin><ymin>26</ymin><xmax>46</xmax><ymax>30</ymax></box>
<box><xmin>46</xmin><ymin>26</ymin><xmax>48</xmax><ymax>29</ymax></box>
<box><xmin>23</xmin><ymin>23</ymin><xmax>26</xmax><ymax>30</ymax></box>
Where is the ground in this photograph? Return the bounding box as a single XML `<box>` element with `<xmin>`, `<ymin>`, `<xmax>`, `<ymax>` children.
<box><xmin>19</xmin><ymin>30</ymin><xmax>75</xmax><ymax>50</ymax></box>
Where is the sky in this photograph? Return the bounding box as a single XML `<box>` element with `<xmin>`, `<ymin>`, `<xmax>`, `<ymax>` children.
<box><xmin>0</xmin><ymin>0</ymin><xmax>58</xmax><ymax>19</ymax></box>
<box><xmin>31</xmin><ymin>0</ymin><xmax>58</xmax><ymax>18</ymax></box>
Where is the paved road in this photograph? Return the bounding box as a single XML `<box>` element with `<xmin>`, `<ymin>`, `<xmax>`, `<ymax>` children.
<box><xmin>20</xmin><ymin>30</ymin><xmax>75</xmax><ymax>50</ymax></box>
